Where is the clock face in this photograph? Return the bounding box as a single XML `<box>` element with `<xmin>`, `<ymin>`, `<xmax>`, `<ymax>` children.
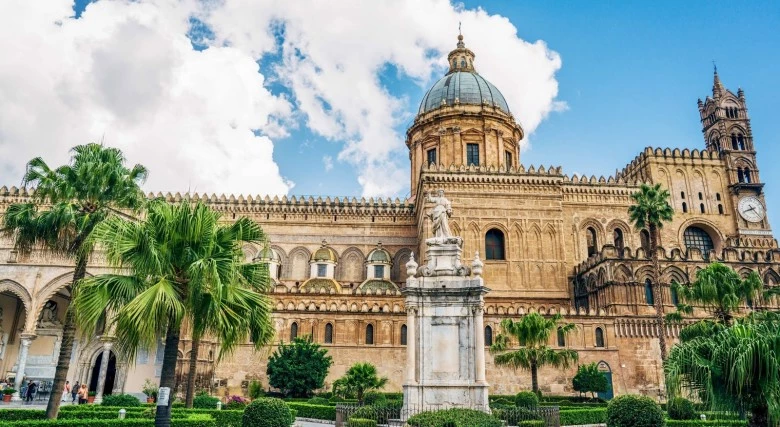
<box><xmin>738</xmin><ymin>196</ymin><xmax>766</xmax><ymax>223</ymax></box>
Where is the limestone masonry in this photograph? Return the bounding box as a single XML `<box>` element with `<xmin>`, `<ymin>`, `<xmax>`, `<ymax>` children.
<box><xmin>0</xmin><ymin>34</ymin><xmax>777</xmax><ymax>400</ymax></box>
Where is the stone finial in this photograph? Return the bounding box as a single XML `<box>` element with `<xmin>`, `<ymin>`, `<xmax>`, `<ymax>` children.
<box><xmin>471</xmin><ymin>251</ymin><xmax>483</xmax><ymax>277</ymax></box>
<box><xmin>406</xmin><ymin>252</ymin><xmax>418</xmax><ymax>277</ymax></box>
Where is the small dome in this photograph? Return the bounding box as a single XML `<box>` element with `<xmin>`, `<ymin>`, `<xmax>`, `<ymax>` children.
<box><xmin>367</xmin><ymin>247</ymin><xmax>391</xmax><ymax>263</ymax></box>
<box><xmin>312</xmin><ymin>242</ymin><xmax>338</xmax><ymax>263</ymax></box>
<box><xmin>419</xmin><ymin>72</ymin><xmax>510</xmax><ymax>115</ymax></box>
<box><xmin>256</xmin><ymin>246</ymin><xmax>280</xmax><ymax>262</ymax></box>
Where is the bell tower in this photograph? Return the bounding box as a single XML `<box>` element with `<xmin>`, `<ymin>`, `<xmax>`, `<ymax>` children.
<box><xmin>698</xmin><ymin>68</ymin><xmax>772</xmax><ymax>244</ymax></box>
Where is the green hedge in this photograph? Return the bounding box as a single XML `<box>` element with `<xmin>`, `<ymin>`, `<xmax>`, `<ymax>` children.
<box><xmin>285</xmin><ymin>402</ymin><xmax>336</xmax><ymax>421</ymax></box>
<box><xmin>559</xmin><ymin>408</ymin><xmax>607</xmax><ymax>425</ymax></box>
<box><xmin>347</xmin><ymin>419</ymin><xmax>377</xmax><ymax>427</ymax></box>
<box><xmin>2</xmin><ymin>414</ymin><xmax>215</xmax><ymax>427</ymax></box>
<box><xmin>60</xmin><ymin>406</ymin><xmax>148</xmax><ymax>412</ymax></box>
<box><xmin>518</xmin><ymin>422</ymin><xmax>544</xmax><ymax>427</ymax></box>
<box><xmin>666</xmin><ymin>421</ymin><xmax>747</xmax><ymax>426</ymax></box>
<box><xmin>407</xmin><ymin>408</ymin><xmax>502</xmax><ymax>427</ymax></box>
<box><xmin>173</xmin><ymin>409</ymin><xmax>243</xmax><ymax>427</ymax></box>
<box><xmin>101</xmin><ymin>394</ymin><xmax>143</xmax><ymax>407</ymax></box>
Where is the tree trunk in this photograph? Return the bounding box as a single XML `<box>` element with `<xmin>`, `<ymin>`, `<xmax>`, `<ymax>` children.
<box><xmin>45</xmin><ymin>255</ymin><xmax>88</xmax><ymax>419</ymax></box>
<box><xmin>748</xmin><ymin>404</ymin><xmax>769</xmax><ymax>427</ymax></box>
<box><xmin>184</xmin><ymin>334</ymin><xmax>201</xmax><ymax>408</ymax></box>
<box><xmin>155</xmin><ymin>319</ymin><xmax>181</xmax><ymax>427</ymax></box>
<box><xmin>649</xmin><ymin>223</ymin><xmax>668</xmax><ymax>361</ymax></box>
<box><xmin>530</xmin><ymin>361</ymin><xmax>539</xmax><ymax>393</ymax></box>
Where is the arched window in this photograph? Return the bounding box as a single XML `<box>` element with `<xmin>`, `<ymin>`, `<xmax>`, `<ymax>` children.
<box><xmin>671</xmin><ymin>287</ymin><xmax>679</xmax><ymax>306</ymax></box>
<box><xmin>324</xmin><ymin>323</ymin><xmax>333</xmax><ymax>344</ymax></box>
<box><xmin>365</xmin><ymin>324</ymin><xmax>374</xmax><ymax>345</ymax></box>
<box><xmin>290</xmin><ymin>322</ymin><xmax>298</xmax><ymax>341</ymax></box>
<box><xmin>595</xmin><ymin>327</ymin><xmax>605</xmax><ymax>348</ymax></box>
<box><xmin>738</xmin><ymin>168</ymin><xmax>745</xmax><ymax>183</ymax></box>
<box><xmin>557</xmin><ymin>327</ymin><xmax>566</xmax><ymax>347</ymax></box>
<box><xmin>645</xmin><ymin>279</ymin><xmax>655</xmax><ymax>305</ymax></box>
<box><xmin>698</xmin><ymin>192</ymin><xmax>703</xmax><ymax>200</ymax></box>
<box><xmin>640</xmin><ymin>230</ymin><xmax>651</xmax><ymax>253</ymax></box>
<box><xmin>680</xmin><ymin>191</ymin><xmax>685</xmax><ymax>199</ymax></box>
<box><xmin>718</xmin><ymin>204</ymin><xmax>724</xmax><ymax>215</ymax></box>
<box><xmin>682</xmin><ymin>202</ymin><xmax>688</xmax><ymax>213</ymax></box>
<box><xmin>485</xmin><ymin>325</ymin><xmax>493</xmax><ymax>347</ymax></box>
<box><xmin>744</xmin><ymin>168</ymin><xmax>752</xmax><ymax>183</ymax></box>
<box><xmin>700</xmin><ymin>203</ymin><xmax>705</xmax><ymax>214</ymax></box>
<box><xmin>400</xmin><ymin>324</ymin><xmax>407</xmax><ymax>346</ymax></box>
<box><xmin>737</xmin><ymin>134</ymin><xmax>745</xmax><ymax>150</ymax></box>
<box><xmin>731</xmin><ymin>134</ymin><xmax>739</xmax><ymax>150</ymax></box>
<box><xmin>485</xmin><ymin>229</ymin><xmax>505</xmax><ymax>260</ymax></box>
<box><xmin>461</xmin><ymin>59</ymin><xmax>466</xmax><ymax>68</ymax></box>
<box><xmin>586</xmin><ymin>227</ymin><xmax>598</xmax><ymax>257</ymax></box>
<box><xmin>613</xmin><ymin>229</ymin><xmax>624</xmax><ymax>251</ymax></box>
<box><xmin>716</xmin><ymin>193</ymin><xmax>721</xmax><ymax>201</ymax></box>
<box><xmin>684</xmin><ymin>226</ymin><xmax>715</xmax><ymax>255</ymax></box>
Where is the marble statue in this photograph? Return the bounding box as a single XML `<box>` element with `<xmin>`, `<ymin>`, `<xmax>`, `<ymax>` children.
<box><xmin>426</xmin><ymin>190</ymin><xmax>452</xmax><ymax>239</ymax></box>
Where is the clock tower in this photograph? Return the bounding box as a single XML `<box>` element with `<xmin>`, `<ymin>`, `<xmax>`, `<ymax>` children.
<box><xmin>698</xmin><ymin>68</ymin><xmax>772</xmax><ymax>246</ymax></box>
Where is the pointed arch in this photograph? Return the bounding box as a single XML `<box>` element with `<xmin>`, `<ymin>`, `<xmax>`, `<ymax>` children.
<box><xmin>391</xmin><ymin>248</ymin><xmax>412</xmax><ymax>283</ymax></box>
<box><xmin>663</xmin><ymin>266</ymin><xmax>688</xmax><ymax>285</ymax></box>
<box><xmin>285</xmin><ymin>247</ymin><xmax>312</xmax><ymax>281</ymax></box>
<box><xmin>613</xmin><ymin>264</ymin><xmax>633</xmax><ymax>282</ymax></box>
<box><xmin>335</xmin><ymin>247</ymin><xmax>365</xmax><ymax>283</ymax></box>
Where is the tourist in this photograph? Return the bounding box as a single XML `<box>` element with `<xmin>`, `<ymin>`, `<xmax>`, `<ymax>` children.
<box><xmin>25</xmin><ymin>380</ymin><xmax>37</xmax><ymax>402</ymax></box>
<box><xmin>78</xmin><ymin>383</ymin><xmax>88</xmax><ymax>404</ymax></box>
<box><xmin>71</xmin><ymin>381</ymin><xmax>79</xmax><ymax>403</ymax></box>
<box><xmin>62</xmin><ymin>381</ymin><xmax>71</xmax><ymax>402</ymax></box>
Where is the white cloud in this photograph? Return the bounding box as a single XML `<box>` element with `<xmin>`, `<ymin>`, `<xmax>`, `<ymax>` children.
<box><xmin>0</xmin><ymin>0</ymin><xmax>293</xmax><ymax>196</ymax></box>
<box><xmin>0</xmin><ymin>0</ymin><xmax>563</xmax><ymax>198</ymax></box>
<box><xmin>204</xmin><ymin>0</ymin><xmax>564</xmax><ymax>196</ymax></box>
<box><xmin>322</xmin><ymin>155</ymin><xmax>333</xmax><ymax>172</ymax></box>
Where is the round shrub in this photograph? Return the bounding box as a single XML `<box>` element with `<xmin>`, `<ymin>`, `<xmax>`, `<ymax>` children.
<box><xmin>515</xmin><ymin>391</ymin><xmax>539</xmax><ymax>409</ymax></box>
<box><xmin>101</xmin><ymin>393</ymin><xmax>141</xmax><ymax>407</ymax></box>
<box><xmin>192</xmin><ymin>393</ymin><xmax>220</xmax><ymax>409</ymax></box>
<box><xmin>363</xmin><ymin>391</ymin><xmax>386</xmax><ymax>406</ymax></box>
<box><xmin>606</xmin><ymin>395</ymin><xmax>664</xmax><ymax>427</ymax></box>
<box><xmin>307</xmin><ymin>396</ymin><xmax>330</xmax><ymax>405</ymax></box>
<box><xmin>667</xmin><ymin>397</ymin><xmax>697</xmax><ymax>420</ymax></box>
<box><xmin>243</xmin><ymin>397</ymin><xmax>294</xmax><ymax>427</ymax></box>
<box><xmin>347</xmin><ymin>418</ymin><xmax>378</xmax><ymax>427</ymax></box>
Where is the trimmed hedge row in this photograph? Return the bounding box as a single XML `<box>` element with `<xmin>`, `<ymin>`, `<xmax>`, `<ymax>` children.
<box><xmin>2</xmin><ymin>414</ymin><xmax>216</xmax><ymax>427</ymax></box>
<box><xmin>666</xmin><ymin>421</ymin><xmax>747</xmax><ymax>426</ymax></box>
<box><xmin>407</xmin><ymin>408</ymin><xmax>503</xmax><ymax>427</ymax></box>
<box><xmin>174</xmin><ymin>409</ymin><xmax>243</xmax><ymax>426</ymax></box>
<box><xmin>347</xmin><ymin>419</ymin><xmax>377</xmax><ymax>427</ymax></box>
<box><xmin>559</xmin><ymin>408</ymin><xmax>608</xmax><ymax>425</ymax></box>
<box><xmin>285</xmin><ymin>402</ymin><xmax>336</xmax><ymax>421</ymax></box>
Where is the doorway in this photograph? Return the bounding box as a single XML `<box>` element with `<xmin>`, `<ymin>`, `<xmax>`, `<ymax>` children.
<box><xmin>596</xmin><ymin>360</ymin><xmax>614</xmax><ymax>400</ymax></box>
<box><xmin>89</xmin><ymin>350</ymin><xmax>116</xmax><ymax>395</ymax></box>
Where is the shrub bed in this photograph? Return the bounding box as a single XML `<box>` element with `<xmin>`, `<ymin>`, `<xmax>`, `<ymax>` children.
<box><xmin>2</xmin><ymin>414</ymin><xmax>215</xmax><ymax>427</ymax></box>
<box><xmin>559</xmin><ymin>408</ymin><xmax>607</xmax><ymax>425</ymax></box>
<box><xmin>667</xmin><ymin>397</ymin><xmax>697</xmax><ymax>420</ymax></box>
<box><xmin>174</xmin><ymin>409</ymin><xmax>243</xmax><ymax>427</ymax></box>
<box><xmin>606</xmin><ymin>395</ymin><xmax>664</xmax><ymax>427</ymax></box>
<box><xmin>665</xmin><ymin>421</ymin><xmax>747</xmax><ymax>426</ymax></box>
<box><xmin>242</xmin><ymin>397</ymin><xmax>293</xmax><ymax>427</ymax></box>
<box><xmin>286</xmin><ymin>402</ymin><xmax>336</xmax><ymax>421</ymax></box>
<box><xmin>102</xmin><ymin>394</ymin><xmax>142</xmax><ymax>407</ymax></box>
<box><xmin>406</xmin><ymin>408</ymin><xmax>502</xmax><ymax>427</ymax></box>
<box><xmin>347</xmin><ymin>418</ymin><xmax>377</xmax><ymax>427</ymax></box>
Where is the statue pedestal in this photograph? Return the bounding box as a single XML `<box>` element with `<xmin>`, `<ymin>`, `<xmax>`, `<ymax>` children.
<box><xmin>402</xmin><ymin>241</ymin><xmax>490</xmax><ymax>414</ymax></box>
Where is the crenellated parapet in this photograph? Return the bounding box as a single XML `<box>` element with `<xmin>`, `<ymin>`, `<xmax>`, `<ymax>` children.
<box><xmin>617</xmin><ymin>146</ymin><xmax>725</xmax><ymax>181</ymax></box>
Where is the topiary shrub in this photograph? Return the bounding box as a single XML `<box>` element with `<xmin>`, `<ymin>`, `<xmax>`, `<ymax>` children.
<box><xmin>243</xmin><ymin>397</ymin><xmax>293</xmax><ymax>427</ymax></box>
<box><xmin>515</xmin><ymin>391</ymin><xmax>539</xmax><ymax>409</ymax></box>
<box><xmin>347</xmin><ymin>418</ymin><xmax>378</xmax><ymax>427</ymax></box>
<box><xmin>192</xmin><ymin>393</ymin><xmax>220</xmax><ymax>409</ymax></box>
<box><xmin>101</xmin><ymin>394</ymin><xmax>142</xmax><ymax>407</ymax></box>
<box><xmin>362</xmin><ymin>391</ymin><xmax>386</xmax><ymax>406</ymax></box>
<box><xmin>225</xmin><ymin>395</ymin><xmax>249</xmax><ymax>410</ymax></box>
<box><xmin>407</xmin><ymin>408</ymin><xmax>502</xmax><ymax>427</ymax></box>
<box><xmin>307</xmin><ymin>396</ymin><xmax>330</xmax><ymax>405</ymax></box>
<box><xmin>606</xmin><ymin>395</ymin><xmax>664</xmax><ymax>427</ymax></box>
<box><xmin>667</xmin><ymin>397</ymin><xmax>697</xmax><ymax>420</ymax></box>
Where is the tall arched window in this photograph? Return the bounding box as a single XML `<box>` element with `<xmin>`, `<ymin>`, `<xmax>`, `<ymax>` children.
<box><xmin>400</xmin><ymin>324</ymin><xmax>407</xmax><ymax>346</ymax></box>
<box><xmin>671</xmin><ymin>287</ymin><xmax>679</xmax><ymax>306</ymax></box>
<box><xmin>744</xmin><ymin>168</ymin><xmax>752</xmax><ymax>183</ymax></box>
<box><xmin>290</xmin><ymin>322</ymin><xmax>298</xmax><ymax>341</ymax></box>
<box><xmin>640</xmin><ymin>230</ymin><xmax>651</xmax><ymax>253</ymax></box>
<box><xmin>700</xmin><ymin>203</ymin><xmax>705</xmax><ymax>214</ymax></box>
<box><xmin>718</xmin><ymin>204</ymin><xmax>724</xmax><ymax>215</ymax></box>
<box><xmin>613</xmin><ymin>229</ymin><xmax>624</xmax><ymax>251</ymax></box>
<box><xmin>737</xmin><ymin>134</ymin><xmax>745</xmax><ymax>150</ymax></box>
<box><xmin>485</xmin><ymin>325</ymin><xmax>493</xmax><ymax>347</ymax></box>
<box><xmin>682</xmin><ymin>202</ymin><xmax>688</xmax><ymax>213</ymax></box>
<box><xmin>586</xmin><ymin>227</ymin><xmax>598</xmax><ymax>257</ymax></box>
<box><xmin>738</xmin><ymin>168</ymin><xmax>745</xmax><ymax>183</ymax></box>
<box><xmin>557</xmin><ymin>327</ymin><xmax>566</xmax><ymax>347</ymax></box>
<box><xmin>324</xmin><ymin>323</ymin><xmax>333</xmax><ymax>344</ymax></box>
<box><xmin>365</xmin><ymin>324</ymin><xmax>374</xmax><ymax>345</ymax></box>
<box><xmin>595</xmin><ymin>327</ymin><xmax>605</xmax><ymax>348</ymax></box>
<box><xmin>485</xmin><ymin>229</ymin><xmax>505</xmax><ymax>260</ymax></box>
<box><xmin>684</xmin><ymin>226</ymin><xmax>715</xmax><ymax>255</ymax></box>
<box><xmin>645</xmin><ymin>279</ymin><xmax>655</xmax><ymax>305</ymax></box>
<box><xmin>698</xmin><ymin>192</ymin><xmax>703</xmax><ymax>200</ymax></box>
<box><xmin>731</xmin><ymin>133</ymin><xmax>739</xmax><ymax>150</ymax></box>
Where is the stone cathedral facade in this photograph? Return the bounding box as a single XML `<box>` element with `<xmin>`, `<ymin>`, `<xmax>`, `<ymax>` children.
<box><xmin>0</xmin><ymin>35</ymin><xmax>777</xmax><ymax>400</ymax></box>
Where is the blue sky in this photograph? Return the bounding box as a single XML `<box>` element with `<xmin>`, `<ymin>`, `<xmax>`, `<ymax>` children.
<box><xmin>9</xmin><ymin>1</ymin><xmax>780</xmax><ymax>228</ymax></box>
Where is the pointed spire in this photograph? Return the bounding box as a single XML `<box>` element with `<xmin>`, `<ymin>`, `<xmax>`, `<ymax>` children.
<box><xmin>447</xmin><ymin>32</ymin><xmax>476</xmax><ymax>74</ymax></box>
<box><xmin>712</xmin><ymin>62</ymin><xmax>724</xmax><ymax>98</ymax></box>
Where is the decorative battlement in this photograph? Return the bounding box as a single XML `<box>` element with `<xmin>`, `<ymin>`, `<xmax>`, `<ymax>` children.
<box><xmin>421</xmin><ymin>162</ymin><xmax>562</xmax><ymax>176</ymax></box>
<box><xmin>574</xmin><ymin>243</ymin><xmax>780</xmax><ymax>274</ymax></box>
<box><xmin>618</xmin><ymin>146</ymin><xmax>724</xmax><ymax>181</ymax></box>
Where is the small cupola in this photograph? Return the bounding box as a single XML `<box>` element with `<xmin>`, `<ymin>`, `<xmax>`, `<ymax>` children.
<box><xmin>255</xmin><ymin>245</ymin><xmax>282</xmax><ymax>281</ymax></box>
<box><xmin>365</xmin><ymin>242</ymin><xmax>392</xmax><ymax>280</ymax></box>
<box><xmin>310</xmin><ymin>240</ymin><xmax>338</xmax><ymax>278</ymax></box>
<box><xmin>447</xmin><ymin>34</ymin><xmax>476</xmax><ymax>74</ymax></box>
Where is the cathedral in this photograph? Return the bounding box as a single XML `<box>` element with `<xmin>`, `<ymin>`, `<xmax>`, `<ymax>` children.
<box><xmin>0</xmin><ymin>34</ymin><xmax>777</xmax><ymax>401</ymax></box>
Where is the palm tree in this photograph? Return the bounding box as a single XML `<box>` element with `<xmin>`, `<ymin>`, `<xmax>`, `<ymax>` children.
<box><xmin>667</xmin><ymin>262</ymin><xmax>762</xmax><ymax>328</ymax></box>
<box><xmin>2</xmin><ymin>144</ymin><xmax>147</xmax><ymax>419</ymax></box>
<box><xmin>72</xmin><ymin>200</ymin><xmax>275</xmax><ymax>427</ymax></box>
<box><xmin>489</xmin><ymin>312</ymin><xmax>578</xmax><ymax>394</ymax></box>
<box><xmin>665</xmin><ymin>311</ymin><xmax>780</xmax><ymax>427</ymax></box>
<box><xmin>628</xmin><ymin>183</ymin><xmax>674</xmax><ymax>360</ymax></box>
<box><xmin>335</xmin><ymin>362</ymin><xmax>388</xmax><ymax>403</ymax></box>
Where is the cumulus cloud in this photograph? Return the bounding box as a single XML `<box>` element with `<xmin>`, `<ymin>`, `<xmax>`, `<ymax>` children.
<box><xmin>0</xmin><ymin>0</ymin><xmax>563</xmax><ymax>198</ymax></box>
<box><xmin>322</xmin><ymin>155</ymin><xmax>333</xmax><ymax>172</ymax></box>
<box><xmin>0</xmin><ymin>0</ymin><xmax>293</xmax><ymax>195</ymax></box>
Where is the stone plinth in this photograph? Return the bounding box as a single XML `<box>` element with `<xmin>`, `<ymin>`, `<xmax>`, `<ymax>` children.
<box><xmin>402</xmin><ymin>240</ymin><xmax>489</xmax><ymax>411</ymax></box>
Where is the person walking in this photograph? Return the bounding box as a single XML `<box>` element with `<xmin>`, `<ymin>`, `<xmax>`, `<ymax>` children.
<box><xmin>25</xmin><ymin>380</ymin><xmax>37</xmax><ymax>402</ymax></box>
<box><xmin>62</xmin><ymin>381</ymin><xmax>71</xmax><ymax>402</ymax></box>
<box><xmin>71</xmin><ymin>381</ymin><xmax>80</xmax><ymax>404</ymax></box>
<box><xmin>78</xmin><ymin>383</ymin><xmax>88</xmax><ymax>404</ymax></box>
